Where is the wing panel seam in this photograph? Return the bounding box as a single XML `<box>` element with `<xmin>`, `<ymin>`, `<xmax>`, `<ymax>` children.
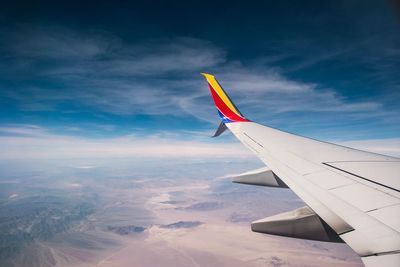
<box><xmin>322</xmin><ymin>163</ymin><xmax>400</xmax><ymax>193</ymax></box>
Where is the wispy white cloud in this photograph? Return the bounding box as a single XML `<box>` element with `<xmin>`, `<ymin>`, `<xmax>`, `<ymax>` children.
<box><xmin>0</xmin><ymin>26</ymin><xmax>389</xmax><ymax>124</ymax></box>
<box><xmin>214</xmin><ymin>67</ymin><xmax>383</xmax><ymax>114</ymax></box>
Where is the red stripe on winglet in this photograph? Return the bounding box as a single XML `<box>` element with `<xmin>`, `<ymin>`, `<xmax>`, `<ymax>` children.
<box><xmin>208</xmin><ymin>84</ymin><xmax>249</xmax><ymax>122</ymax></box>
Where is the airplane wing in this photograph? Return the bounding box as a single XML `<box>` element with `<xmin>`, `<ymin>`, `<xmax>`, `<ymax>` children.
<box><xmin>201</xmin><ymin>73</ymin><xmax>400</xmax><ymax>267</ymax></box>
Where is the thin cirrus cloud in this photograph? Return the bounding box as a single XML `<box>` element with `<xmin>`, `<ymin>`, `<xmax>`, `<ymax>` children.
<box><xmin>213</xmin><ymin>68</ymin><xmax>383</xmax><ymax>114</ymax></box>
<box><xmin>0</xmin><ymin>26</ymin><xmax>388</xmax><ymax>123</ymax></box>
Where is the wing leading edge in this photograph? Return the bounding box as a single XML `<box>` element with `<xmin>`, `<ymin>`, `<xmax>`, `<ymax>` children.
<box><xmin>201</xmin><ymin>73</ymin><xmax>400</xmax><ymax>267</ymax></box>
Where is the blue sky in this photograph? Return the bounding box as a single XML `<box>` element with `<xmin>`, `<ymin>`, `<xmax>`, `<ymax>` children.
<box><xmin>0</xmin><ymin>1</ymin><xmax>399</xmax><ymax>159</ymax></box>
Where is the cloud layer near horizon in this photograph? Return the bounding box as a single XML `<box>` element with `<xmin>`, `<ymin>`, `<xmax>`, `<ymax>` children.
<box><xmin>0</xmin><ymin>124</ymin><xmax>252</xmax><ymax>159</ymax></box>
<box><xmin>1</xmin><ymin>124</ymin><xmax>399</xmax><ymax>160</ymax></box>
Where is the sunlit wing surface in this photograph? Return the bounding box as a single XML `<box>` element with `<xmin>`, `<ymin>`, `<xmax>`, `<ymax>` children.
<box><xmin>201</xmin><ymin>73</ymin><xmax>400</xmax><ymax>267</ymax></box>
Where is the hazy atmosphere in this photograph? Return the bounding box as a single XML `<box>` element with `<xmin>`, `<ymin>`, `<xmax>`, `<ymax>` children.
<box><xmin>0</xmin><ymin>1</ymin><xmax>399</xmax><ymax>266</ymax></box>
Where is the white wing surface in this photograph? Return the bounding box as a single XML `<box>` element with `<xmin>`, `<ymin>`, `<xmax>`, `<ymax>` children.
<box><xmin>202</xmin><ymin>73</ymin><xmax>400</xmax><ymax>267</ymax></box>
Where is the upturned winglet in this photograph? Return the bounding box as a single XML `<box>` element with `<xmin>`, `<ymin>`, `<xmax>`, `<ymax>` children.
<box><xmin>201</xmin><ymin>73</ymin><xmax>250</xmax><ymax>124</ymax></box>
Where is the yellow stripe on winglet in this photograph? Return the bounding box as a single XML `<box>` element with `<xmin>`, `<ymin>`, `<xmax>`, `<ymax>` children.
<box><xmin>200</xmin><ymin>73</ymin><xmax>242</xmax><ymax>117</ymax></box>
